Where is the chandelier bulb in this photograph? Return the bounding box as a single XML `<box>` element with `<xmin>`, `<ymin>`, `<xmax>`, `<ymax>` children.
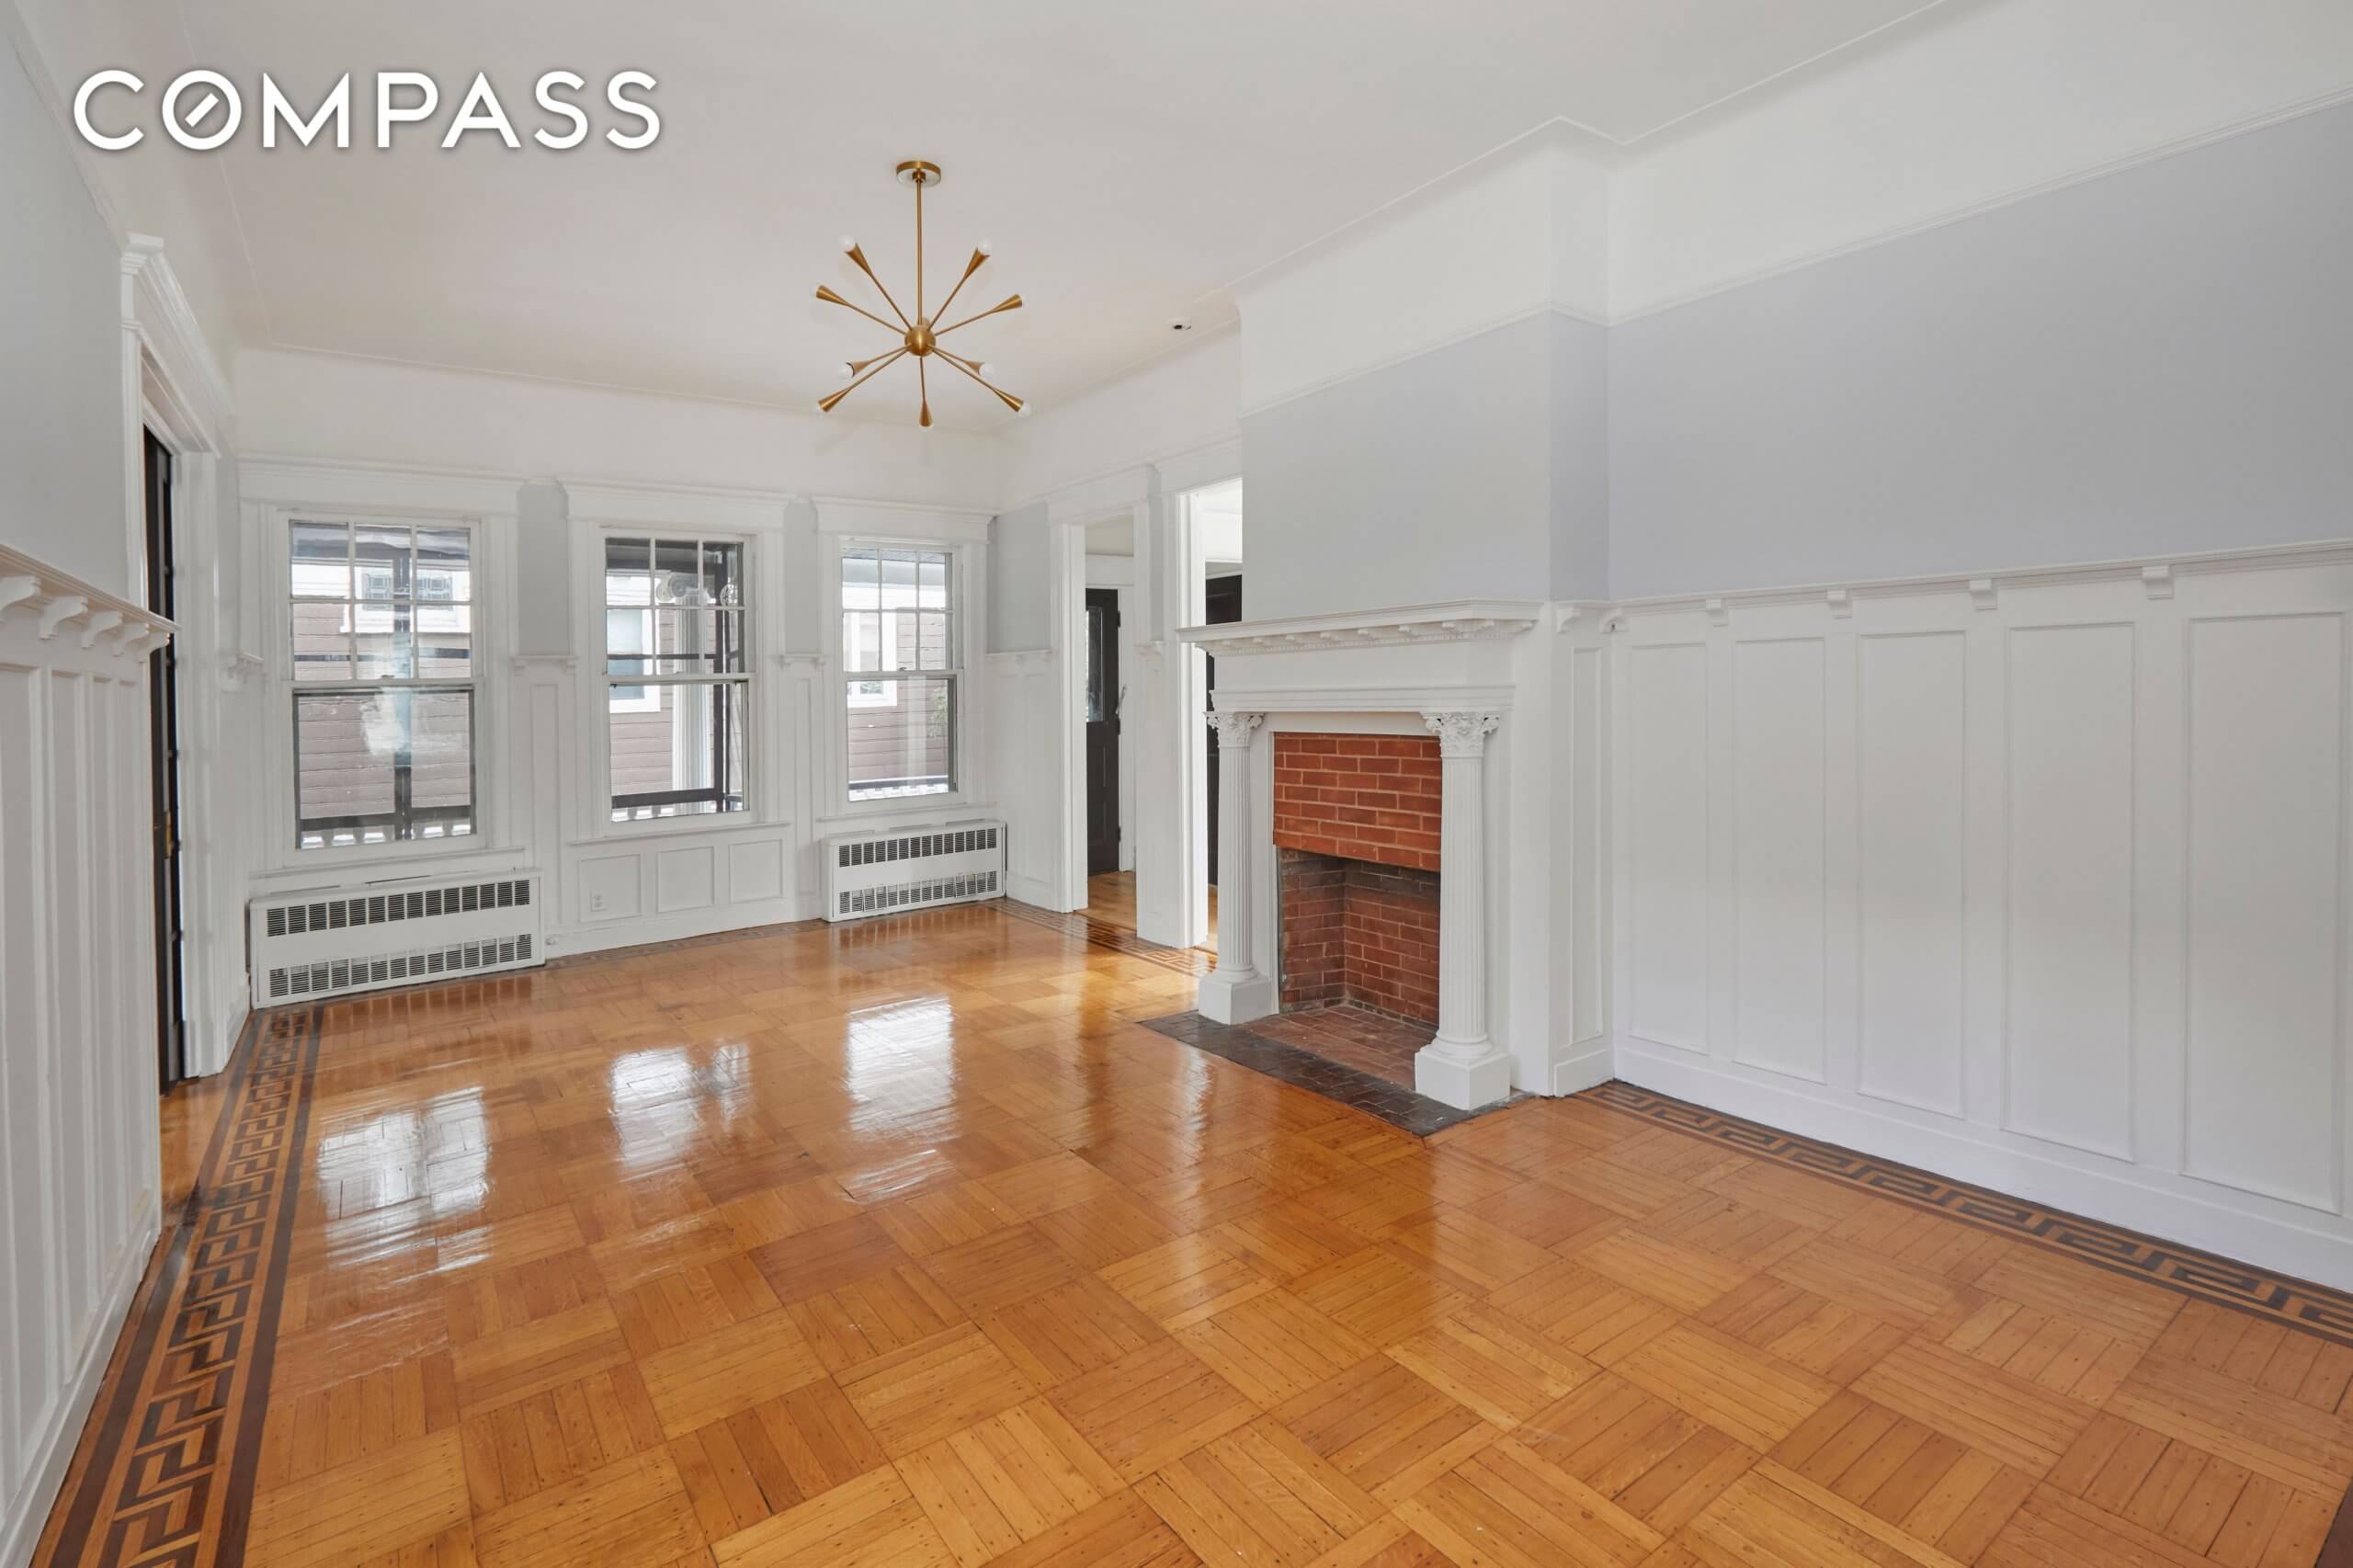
<box><xmin>838</xmin><ymin>234</ymin><xmax>858</xmax><ymax>253</ymax></box>
<box><xmin>977</xmin><ymin>240</ymin><xmax>993</xmax><ymax>257</ymax></box>
<box><xmin>1016</xmin><ymin>403</ymin><xmax>1032</xmax><ymax>418</ymax></box>
<box><xmin>839</xmin><ymin>362</ymin><xmax>855</xmax><ymax>380</ymax></box>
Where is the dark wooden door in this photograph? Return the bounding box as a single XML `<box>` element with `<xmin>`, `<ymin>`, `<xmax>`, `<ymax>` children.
<box><xmin>1085</xmin><ymin>588</ymin><xmax>1121</xmax><ymax>876</ymax></box>
<box><xmin>144</xmin><ymin>431</ymin><xmax>188</xmax><ymax>1091</ymax></box>
<box><xmin>1202</xmin><ymin>574</ymin><xmax>1243</xmax><ymax>887</ymax></box>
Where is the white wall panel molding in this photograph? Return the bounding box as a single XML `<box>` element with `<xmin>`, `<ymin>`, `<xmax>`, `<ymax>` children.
<box><xmin>0</xmin><ymin>554</ymin><xmax>165</xmax><ymax>1566</ymax></box>
<box><xmin>1586</xmin><ymin>539</ymin><xmax>2353</xmax><ymax>1286</ymax></box>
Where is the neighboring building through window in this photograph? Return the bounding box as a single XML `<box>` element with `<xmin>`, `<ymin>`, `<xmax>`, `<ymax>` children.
<box><xmin>289</xmin><ymin>519</ymin><xmax>476</xmax><ymax>848</ymax></box>
<box><xmin>604</xmin><ymin>536</ymin><xmax>748</xmax><ymax>821</ymax></box>
<box><xmin>841</xmin><ymin>545</ymin><xmax>956</xmax><ymax>799</ymax></box>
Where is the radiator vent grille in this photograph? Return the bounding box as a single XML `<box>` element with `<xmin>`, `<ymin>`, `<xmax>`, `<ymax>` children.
<box><xmin>267</xmin><ymin>935</ymin><xmax>533</xmax><ymax>1001</ymax></box>
<box><xmin>836</xmin><ymin>870</ymin><xmax>999</xmax><ymax>919</ymax></box>
<box><xmin>264</xmin><ymin>878</ymin><xmax>531</xmax><ymax>938</ymax></box>
<box><xmin>836</xmin><ymin>826</ymin><xmax>998</xmax><ymax>869</ymax></box>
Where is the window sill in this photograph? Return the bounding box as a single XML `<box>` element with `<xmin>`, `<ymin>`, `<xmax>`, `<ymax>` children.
<box><xmin>815</xmin><ymin>792</ymin><xmax>991</xmax><ymax>829</ymax></box>
<box><xmin>254</xmin><ymin>837</ymin><xmax>531</xmax><ymax>892</ymax></box>
<box><xmin>585</xmin><ymin>810</ymin><xmax>776</xmax><ymax>845</ymax></box>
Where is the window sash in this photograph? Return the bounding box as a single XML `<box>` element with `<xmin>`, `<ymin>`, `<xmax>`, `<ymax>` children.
<box><xmin>287</xmin><ymin>519</ymin><xmax>480</xmax><ymax>851</ymax></box>
<box><xmin>291</xmin><ymin>685</ymin><xmax>477</xmax><ymax>847</ymax></box>
<box><xmin>602</xmin><ymin>533</ymin><xmax>753</xmax><ymax>821</ymax></box>
<box><xmin>838</xmin><ymin>544</ymin><xmax>961</xmax><ymax>801</ymax></box>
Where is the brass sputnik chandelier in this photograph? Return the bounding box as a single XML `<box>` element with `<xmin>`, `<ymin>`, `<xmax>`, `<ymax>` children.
<box><xmin>813</xmin><ymin>159</ymin><xmax>1026</xmax><ymax>426</ymax></box>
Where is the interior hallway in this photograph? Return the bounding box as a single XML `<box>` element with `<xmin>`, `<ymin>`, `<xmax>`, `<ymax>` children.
<box><xmin>1083</xmin><ymin>869</ymin><xmax>1216</xmax><ymax>955</ymax></box>
<box><xmin>32</xmin><ymin>901</ymin><xmax>2353</xmax><ymax>1567</ymax></box>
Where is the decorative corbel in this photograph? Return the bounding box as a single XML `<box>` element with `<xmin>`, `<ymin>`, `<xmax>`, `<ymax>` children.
<box><xmin>1826</xmin><ymin>588</ymin><xmax>1852</xmax><ymax>619</ymax></box>
<box><xmin>115</xmin><ymin>621</ymin><xmax>157</xmax><ymax>657</ymax></box>
<box><xmin>0</xmin><ymin>575</ymin><xmax>38</xmax><ymax>622</ymax></box>
<box><xmin>2142</xmin><ymin>564</ymin><xmax>2175</xmax><ymax>600</ymax></box>
<box><xmin>38</xmin><ymin>596</ymin><xmax>88</xmax><ymax>641</ymax></box>
<box><xmin>1704</xmin><ymin>597</ymin><xmax>1729</xmax><ymax>628</ymax></box>
<box><xmin>1968</xmin><ymin>578</ymin><xmax>1998</xmax><ymax>613</ymax></box>
<box><xmin>80</xmin><ymin>609</ymin><xmax>123</xmax><ymax>650</ymax></box>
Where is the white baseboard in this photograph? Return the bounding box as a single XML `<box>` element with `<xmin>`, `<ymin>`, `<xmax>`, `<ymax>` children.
<box><xmin>2</xmin><ymin>1212</ymin><xmax>161</xmax><ymax>1568</ymax></box>
<box><xmin>1548</xmin><ymin>1040</ymin><xmax>1614</xmax><ymax>1096</ymax></box>
<box><xmin>1614</xmin><ymin>1038</ymin><xmax>2353</xmax><ymax>1290</ymax></box>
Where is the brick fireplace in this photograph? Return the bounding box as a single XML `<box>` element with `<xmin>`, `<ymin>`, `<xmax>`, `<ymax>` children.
<box><xmin>1181</xmin><ymin>599</ymin><xmax>1559</xmax><ymax>1111</ymax></box>
<box><xmin>1272</xmin><ymin>734</ymin><xmax>1443</xmax><ymax>1026</ymax></box>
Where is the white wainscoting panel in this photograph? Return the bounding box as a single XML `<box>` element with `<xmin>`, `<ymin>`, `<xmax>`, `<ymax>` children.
<box><xmin>2183</xmin><ymin>608</ymin><xmax>2346</xmax><ymax>1212</ymax></box>
<box><xmin>1625</xmin><ymin>642</ymin><xmax>1711</xmax><ymax>1051</ymax></box>
<box><xmin>2003</xmin><ymin>621</ymin><xmax>2137</xmax><ymax>1160</ymax></box>
<box><xmin>0</xmin><ymin>585</ymin><xmax>167</xmax><ymax>1568</ymax></box>
<box><xmin>1604</xmin><ymin>548</ymin><xmax>2353</xmax><ymax>1286</ymax></box>
<box><xmin>1856</xmin><ymin>629</ymin><xmax>1970</xmax><ymax>1115</ymax></box>
<box><xmin>1732</xmin><ymin>637</ymin><xmax>1827</xmax><ymax>1082</ymax></box>
<box><xmin>990</xmin><ymin>649</ymin><xmax>1075</xmax><ymax>911</ymax></box>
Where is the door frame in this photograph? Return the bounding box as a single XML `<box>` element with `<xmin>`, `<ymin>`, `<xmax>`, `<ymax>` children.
<box><xmin>122</xmin><ymin>239</ymin><xmax>243</xmax><ymax>1086</ymax></box>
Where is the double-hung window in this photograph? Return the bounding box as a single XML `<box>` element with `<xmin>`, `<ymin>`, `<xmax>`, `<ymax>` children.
<box><xmin>604</xmin><ymin>536</ymin><xmax>749</xmax><ymax>822</ymax></box>
<box><xmin>289</xmin><ymin>519</ymin><xmax>476</xmax><ymax>849</ymax></box>
<box><xmin>841</xmin><ymin>545</ymin><xmax>957</xmax><ymax>800</ymax></box>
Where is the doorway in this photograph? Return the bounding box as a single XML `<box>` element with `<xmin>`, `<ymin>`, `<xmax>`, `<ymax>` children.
<box><xmin>1085</xmin><ymin>586</ymin><xmax>1121</xmax><ymax>875</ymax></box>
<box><xmin>1202</xmin><ymin>572</ymin><xmax>1242</xmax><ymax>888</ymax></box>
<box><xmin>143</xmin><ymin>430</ymin><xmax>188</xmax><ymax>1092</ymax></box>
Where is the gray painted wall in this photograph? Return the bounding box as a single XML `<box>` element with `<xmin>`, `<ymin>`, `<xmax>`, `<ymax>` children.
<box><xmin>1610</xmin><ymin>99</ymin><xmax>2353</xmax><ymax>599</ymax></box>
<box><xmin>1241</xmin><ymin>320</ymin><xmax>1554</xmax><ymax>621</ymax></box>
<box><xmin>989</xmin><ymin>502</ymin><xmax>1051</xmax><ymax>651</ymax></box>
<box><xmin>1</xmin><ymin>45</ymin><xmax>127</xmax><ymax>595</ymax></box>
<box><xmin>1238</xmin><ymin>314</ymin><xmax>1613</xmax><ymax>617</ymax></box>
<box><xmin>514</xmin><ymin>482</ymin><xmax>572</xmax><ymax>656</ymax></box>
<box><xmin>1550</xmin><ymin>313</ymin><xmax>1609</xmax><ymax>600</ymax></box>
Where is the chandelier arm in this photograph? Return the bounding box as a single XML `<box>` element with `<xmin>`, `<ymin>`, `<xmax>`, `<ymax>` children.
<box><xmin>935</xmin><ymin>294</ymin><xmax>1023</xmax><ymax>336</ymax></box>
<box><xmin>934</xmin><ymin>350</ymin><xmax>1024</xmax><ymax>413</ymax></box>
<box><xmin>818</xmin><ymin>347</ymin><xmax>910</xmax><ymax>413</ymax></box>
<box><xmin>817</xmin><ymin>287</ymin><xmax>909</xmax><ymax>335</ymax></box>
<box><xmin>917</xmin><ymin>356</ymin><xmax>931</xmax><ymax>427</ymax></box>
<box><xmin>847</xmin><ymin>252</ymin><xmax>914</xmax><ymax>330</ymax></box>
<box><xmin>930</xmin><ymin>251</ymin><xmax>988</xmax><ymax>329</ymax></box>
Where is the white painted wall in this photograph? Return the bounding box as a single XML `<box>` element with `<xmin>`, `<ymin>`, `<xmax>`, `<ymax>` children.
<box><xmin>1</xmin><ymin>37</ymin><xmax>128</xmax><ymax>595</ymax></box>
<box><xmin>1611</xmin><ymin>0</ymin><xmax>2353</xmax><ymax>321</ymax></box>
<box><xmin>1592</xmin><ymin>547</ymin><xmax>2353</xmax><ymax>1287</ymax></box>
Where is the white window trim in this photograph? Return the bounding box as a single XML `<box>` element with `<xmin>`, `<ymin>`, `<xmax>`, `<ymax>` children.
<box><xmin>583</xmin><ymin>524</ymin><xmax>764</xmax><ymax>838</ymax></box>
<box><xmin>261</xmin><ymin>503</ymin><xmax>513</xmax><ymax>874</ymax></box>
<box><xmin>825</xmin><ymin>533</ymin><xmax>981</xmax><ymax>816</ymax></box>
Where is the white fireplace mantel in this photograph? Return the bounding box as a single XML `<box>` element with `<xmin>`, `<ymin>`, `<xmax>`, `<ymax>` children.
<box><xmin>1176</xmin><ymin>598</ymin><xmax>1544</xmax><ymax>656</ymax></box>
<box><xmin>1181</xmin><ymin>597</ymin><xmax>1557</xmax><ymax>1113</ymax></box>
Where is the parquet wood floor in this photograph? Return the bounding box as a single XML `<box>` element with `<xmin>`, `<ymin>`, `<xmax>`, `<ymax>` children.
<box><xmin>31</xmin><ymin>900</ymin><xmax>2353</xmax><ymax>1566</ymax></box>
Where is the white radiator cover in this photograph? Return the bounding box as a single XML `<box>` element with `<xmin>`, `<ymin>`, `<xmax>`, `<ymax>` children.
<box><xmin>249</xmin><ymin>871</ymin><xmax>544</xmax><ymax>1006</ymax></box>
<box><xmin>823</xmin><ymin>820</ymin><xmax>1005</xmax><ymax>922</ymax></box>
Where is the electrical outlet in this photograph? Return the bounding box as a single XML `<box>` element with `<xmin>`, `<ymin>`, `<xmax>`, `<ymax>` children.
<box><xmin>588</xmin><ymin>891</ymin><xmax>607</xmax><ymax>913</ymax></box>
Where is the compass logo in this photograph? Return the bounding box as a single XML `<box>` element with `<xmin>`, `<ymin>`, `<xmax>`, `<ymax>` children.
<box><xmin>73</xmin><ymin>70</ymin><xmax>660</xmax><ymax>152</ymax></box>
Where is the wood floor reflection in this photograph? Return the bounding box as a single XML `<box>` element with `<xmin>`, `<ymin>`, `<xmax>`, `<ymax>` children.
<box><xmin>35</xmin><ymin>900</ymin><xmax>2353</xmax><ymax>1566</ymax></box>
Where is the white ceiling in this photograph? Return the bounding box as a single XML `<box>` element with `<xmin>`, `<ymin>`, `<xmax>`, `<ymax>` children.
<box><xmin>33</xmin><ymin>0</ymin><xmax>1957</xmax><ymax>426</ymax></box>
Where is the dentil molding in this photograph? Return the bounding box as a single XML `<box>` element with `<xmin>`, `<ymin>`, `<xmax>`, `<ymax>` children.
<box><xmin>0</xmin><ymin>545</ymin><xmax>176</xmax><ymax>663</ymax></box>
<box><xmin>1177</xmin><ymin>599</ymin><xmax>1543</xmax><ymax>655</ymax></box>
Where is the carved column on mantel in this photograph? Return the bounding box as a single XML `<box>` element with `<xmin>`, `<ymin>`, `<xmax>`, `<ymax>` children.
<box><xmin>1196</xmin><ymin>710</ymin><xmax>1276</xmax><ymax>1024</ymax></box>
<box><xmin>1415</xmin><ymin>710</ymin><xmax>1514</xmax><ymax>1109</ymax></box>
